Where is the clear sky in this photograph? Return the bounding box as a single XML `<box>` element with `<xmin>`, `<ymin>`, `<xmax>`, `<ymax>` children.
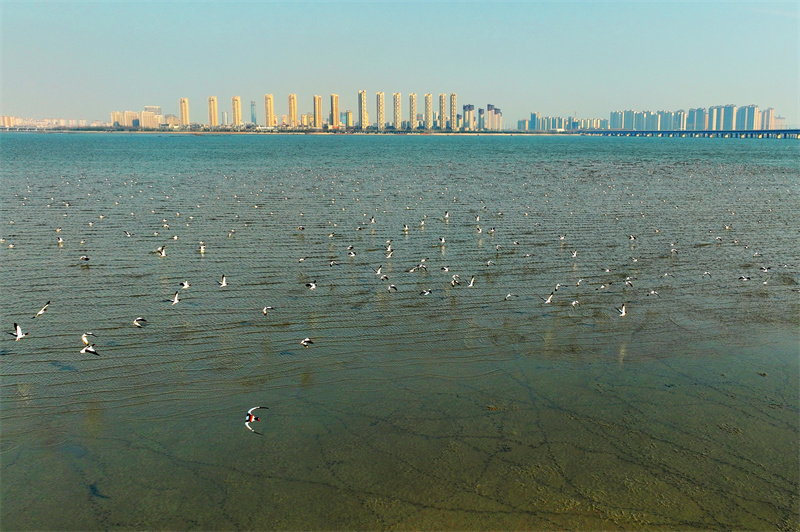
<box><xmin>2</xmin><ymin>0</ymin><xmax>798</xmax><ymax>127</ymax></box>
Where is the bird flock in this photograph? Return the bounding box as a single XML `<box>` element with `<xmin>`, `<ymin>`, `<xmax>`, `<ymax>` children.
<box><xmin>5</xmin><ymin>158</ymin><xmax>798</xmax><ymax>439</ymax></box>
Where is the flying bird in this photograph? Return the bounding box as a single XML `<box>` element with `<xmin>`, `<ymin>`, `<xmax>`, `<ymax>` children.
<box><xmin>33</xmin><ymin>301</ymin><xmax>50</xmax><ymax>319</ymax></box>
<box><xmin>80</xmin><ymin>344</ymin><xmax>99</xmax><ymax>356</ymax></box>
<box><xmin>9</xmin><ymin>323</ymin><xmax>28</xmax><ymax>341</ymax></box>
<box><xmin>245</xmin><ymin>406</ymin><xmax>268</xmax><ymax>434</ymax></box>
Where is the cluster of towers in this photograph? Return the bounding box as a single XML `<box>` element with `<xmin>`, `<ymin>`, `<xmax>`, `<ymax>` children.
<box><xmin>196</xmin><ymin>92</ymin><xmax>502</xmax><ymax>132</ymax></box>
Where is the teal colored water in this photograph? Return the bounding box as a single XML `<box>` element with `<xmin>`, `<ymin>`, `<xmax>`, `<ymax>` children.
<box><xmin>1</xmin><ymin>132</ymin><xmax>798</xmax><ymax>530</ymax></box>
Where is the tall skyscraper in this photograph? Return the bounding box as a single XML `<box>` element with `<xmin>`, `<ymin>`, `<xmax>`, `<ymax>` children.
<box><xmin>313</xmin><ymin>95</ymin><xmax>322</xmax><ymax>129</ymax></box>
<box><xmin>424</xmin><ymin>94</ymin><xmax>433</xmax><ymax>130</ymax></box>
<box><xmin>288</xmin><ymin>94</ymin><xmax>297</xmax><ymax>128</ymax></box>
<box><xmin>231</xmin><ymin>96</ymin><xmax>242</xmax><ymax>126</ymax></box>
<box><xmin>208</xmin><ymin>97</ymin><xmax>219</xmax><ymax>127</ymax></box>
<box><xmin>376</xmin><ymin>92</ymin><xmax>385</xmax><ymax>131</ymax></box>
<box><xmin>449</xmin><ymin>93</ymin><xmax>457</xmax><ymax>131</ymax></box>
<box><xmin>721</xmin><ymin>104</ymin><xmax>737</xmax><ymax>130</ymax></box>
<box><xmin>264</xmin><ymin>94</ymin><xmax>276</xmax><ymax>127</ymax></box>
<box><xmin>761</xmin><ymin>107</ymin><xmax>775</xmax><ymax>129</ymax></box>
<box><xmin>358</xmin><ymin>90</ymin><xmax>368</xmax><ymax>130</ymax></box>
<box><xmin>463</xmin><ymin>104</ymin><xmax>475</xmax><ymax>131</ymax></box>
<box><xmin>330</xmin><ymin>94</ymin><xmax>340</xmax><ymax>128</ymax></box>
<box><xmin>250</xmin><ymin>100</ymin><xmax>257</xmax><ymax>125</ymax></box>
<box><xmin>439</xmin><ymin>94</ymin><xmax>447</xmax><ymax>130</ymax></box>
<box><xmin>392</xmin><ymin>93</ymin><xmax>401</xmax><ymax>129</ymax></box>
<box><xmin>179</xmin><ymin>98</ymin><xmax>190</xmax><ymax>126</ymax></box>
<box><xmin>345</xmin><ymin>110</ymin><xmax>353</xmax><ymax>128</ymax></box>
<box><xmin>408</xmin><ymin>93</ymin><xmax>417</xmax><ymax>130</ymax></box>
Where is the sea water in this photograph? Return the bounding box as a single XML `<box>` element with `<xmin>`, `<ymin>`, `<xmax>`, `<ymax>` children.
<box><xmin>1</xmin><ymin>132</ymin><xmax>798</xmax><ymax>529</ymax></box>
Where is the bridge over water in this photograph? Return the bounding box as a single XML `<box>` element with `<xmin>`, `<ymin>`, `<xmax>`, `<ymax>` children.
<box><xmin>582</xmin><ymin>129</ymin><xmax>799</xmax><ymax>139</ymax></box>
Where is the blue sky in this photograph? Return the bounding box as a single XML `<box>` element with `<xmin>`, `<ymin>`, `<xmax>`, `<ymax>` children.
<box><xmin>2</xmin><ymin>1</ymin><xmax>798</xmax><ymax>126</ymax></box>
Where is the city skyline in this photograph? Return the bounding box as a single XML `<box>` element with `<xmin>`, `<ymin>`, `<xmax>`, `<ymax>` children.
<box><xmin>2</xmin><ymin>1</ymin><xmax>798</xmax><ymax>128</ymax></box>
<box><xmin>96</xmin><ymin>92</ymin><xmax>785</xmax><ymax>133</ymax></box>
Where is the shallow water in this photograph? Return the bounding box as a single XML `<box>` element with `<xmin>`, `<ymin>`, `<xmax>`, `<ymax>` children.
<box><xmin>1</xmin><ymin>133</ymin><xmax>798</xmax><ymax>530</ymax></box>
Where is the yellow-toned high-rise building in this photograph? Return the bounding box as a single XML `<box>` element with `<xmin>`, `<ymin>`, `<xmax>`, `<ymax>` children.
<box><xmin>424</xmin><ymin>94</ymin><xmax>433</xmax><ymax>130</ymax></box>
<box><xmin>449</xmin><ymin>93</ymin><xmax>457</xmax><ymax>131</ymax></box>
<box><xmin>439</xmin><ymin>94</ymin><xmax>447</xmax><ymax>130</ymax></box>
<box><xmin>392</xmin><ymin>93</ymin><xmax>401</xmax><ymax>129</ymax></box>
<box><xmin>179</xmin><ymin>98</ymin><xmax>190</xmax><ymax>126</ymax></box>
<box><xmin>358</xmin><ymin>90</ymin><xmax>368</xmax><ymax>130</ymax></box>
<box><xmin>408</xmin><ymin>93</ymin><xmax>417</xmax><ymax>130</ymax></box>
<box><xmin>288</xmin><ymin>94</ymin><xmax>297</xmax><ymax>128</ymax></box>
<box><xmin>376</xmin><ymin>92</ymin><xmax>385</xmax><ymax>131</ymax></box>
<box><xmin>313</xmin><ymin>95</ymin><xmax>322</xmax><ymax>129</ymax></box>
<box><xmin>264</xmin><ymin>94</ymin><xmax>276</xmax><ymax>127</ymax></box>
<box><xmin>232</xmin><ymin>96</ymin><xmax>242</xmax><ymax>127</ymax></box>
<box><xmin>208</xmin><ymin>97</ymin><xmax>219</xmax><ymax>127</ymax></box>
<box><xmin>330</xmin><ymin>94</ymin><xmax>340</xmax><ymax>128</ymax></box>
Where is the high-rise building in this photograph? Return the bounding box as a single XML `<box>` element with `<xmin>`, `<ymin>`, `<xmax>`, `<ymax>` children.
<box><xmin>140</xmin><ymin>111</ymin><xmax>159</xmax><ymax>129</ymax></box>
<box><xmin>288</xmin><ymin>94</ymin><xmax>297</xmax><ymax>128</ymax></box>
<box><xmin>408</xmin><ymin>93</ymin><xmax>417</xmax><ymax>130</ymax></box>
<box><xmin>250</xmin><ymin>100</ymin><xmax>257</xmax><ymax>125</ymax></box>
<box><xmin>232</xmin><ymin>96</ymin><xmax>242</xmax><ymax>127</ymax></box>
<box><xmin>424</xmin><ymin>94</ymin><xmax>433</xmax><ymax>130</ymax></box>
<box><xmin>761</xmin><ymin>107</ymin><xmax>775</xmax><ymax>129</ymax></box>
<box><xmin>264</xmin><ymin>94</ymin><xmax>276</xmax><ymax>127</ymax></box>
<box><xmin>208</xmin><ymin>97</ymin><xmax>219</xmax><ymax>126</ymax></box>
<box><xmin>358</xmin><ymin>90</ymin><xmax>368</xmax><ymax>130</ymax></box>
<box><xmin>449</xmin><ymin>93</ymin><xmax>457</xmax><ymax>131</ymax></box>
<box><xmin>737</xmin><ymin>105</ymin><xmax>759</xmax><ymax>130</ymax></box>
<box><xmin>313</xmin><ymin>95</ymin><xmax>322</xmax><ymax>129</ymax></box>
<box><xmin>392</xmin><ymin>93</ymin><xmax>401</xmax><ymax>129</ymax></box>
<box><xmin>708</xmin><ymin>106</ymin><xmax>722</xmax><ymax>130</ymax></box>
<box><xmin>330</xmin><ymin>94</ymin><xmax>340</xmax><ymax>128</ymax></box>
<box><xmin>463</xmin><ymin>104</ymin><xmax>475</xmax><ymax>131</ymax></box>
<box><xmin>179</xmin><ymin>98</ymin><xmax>190</xmax><ymax>126</ymax></box>
<box><xmin>721</xmin><ymin>104</ymin><xmax>736</xmax><ymax>130</ymax></box>
<box><xmin>673</xmin><ymin>109</ymin><xmax>687</xmax><ymax>130</ymax></box>
<box><xmin>345</xmin><ymin>110</ymin><xmax>353</xmax><ymax>128</ymax></box>
<box><xmin>376</xmin><ymin>92</ymin><xmax>385</xmax><ymax>131</ymax></box>
<box><xmin>438</xmin><ymin>94</ymin><xmax>447</xmax><ymax>130</ymax></box>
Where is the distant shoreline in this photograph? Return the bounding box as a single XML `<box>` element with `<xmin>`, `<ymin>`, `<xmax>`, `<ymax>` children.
<box><xmin>1</xmin><ymin>128</ymin><xmax>797</xmax><ymax>139</ymax></box>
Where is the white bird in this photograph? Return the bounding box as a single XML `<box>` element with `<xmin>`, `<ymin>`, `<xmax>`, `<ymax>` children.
<box><xmin>80</xmin><ymin>344</ymin><xmax>99</xmax><ymax>356</ymax></box>
<box><xmin>571</xmin><ymin>300</ymin><xmax>580</xmax><ymax>307</ymax></box>
<box><xmin>616</xmin><ymin>304</ymin><xmax>627</xmax><ymax>317</ymax></box>
<box><xmin>81</xmin><ymin>332</ymin><xmax>96</xmax><ymax>345</ymax></box>
<box><xmin>306</xmin><ymin>280</ymin><xmax>317</xmax><ymax>290</ymax></box>
<box><xmin>571</xmin><ymin>250</ymin><xmax>578</xmax><ymax>258</ymax></box>
<box><xmin>199</xmin><ymin>241</ymin><xmax>206</xmax><ymax>253</ymax></box>
<box><xmin>9</xmin><ymin>323</ymin><xmax>28</xmax><ymax>341</ymax></box>
<box><xmin>133</xmin><ymin>317</ymin><xmax>147</xmax><ymax>327</ymax></box>
<box><xmin>180</xmin><ymin>281</ymin><xmax>191</xmax><ymax>289</ymax></box>
<box><xmin>262</xmin><ymin>306</ymin><xmax>275</xmax><ymax>315</ymax></box>
<box><xmin>542</xmin><ymin>292</ymin><xmax>554</xmax><ymax>304</ymax></box>
<box><xmin>245</xmin><ymin>406</ymin><xmax>268</xmax><ymax>434</ymax></box>
<box><xmin>504</xmin><ymin>293</ymin><xmax>518</xmax><ymax>301</ymax></box>
<box><xmin>375</xmin><ymin>266</ymin><xmax>383</xmax><ymax>276</ymax></box>
<box><xmin>218</xmin><ymin>274</ymin><xmax>227</xmax><ymax>287</ymax></box>
<box><xmin>171</xmin><ymin>292</ymin><xmax>180</xmax><ymax>305</ymax></box>
<box><xmin>300</xmin><ymin>338</ymin><xmax>314</xmax><ymax>348</ymax></box>
<box><xmin>420</xmin><ymin>289</ymin><xmax>433</xmax><ymax>296</ymax></box>
<box><xmin>468</xmin><ymin>276</ymin><xmax>475</xmax><ymax>288</ymax></box>
<box><xmin>33</xmin><ymin>301</ymin><xmax>50</xmax><ymax>319</ymax></box>
<box><xmin>156</xmin><ymin>246</ymin><xmax>166</xmax><ymax>257</ymax></box>
<box><xmin>387</xmin><ymin>284</ymin><xmax>398</xmax><ymax>292</ymax></box>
